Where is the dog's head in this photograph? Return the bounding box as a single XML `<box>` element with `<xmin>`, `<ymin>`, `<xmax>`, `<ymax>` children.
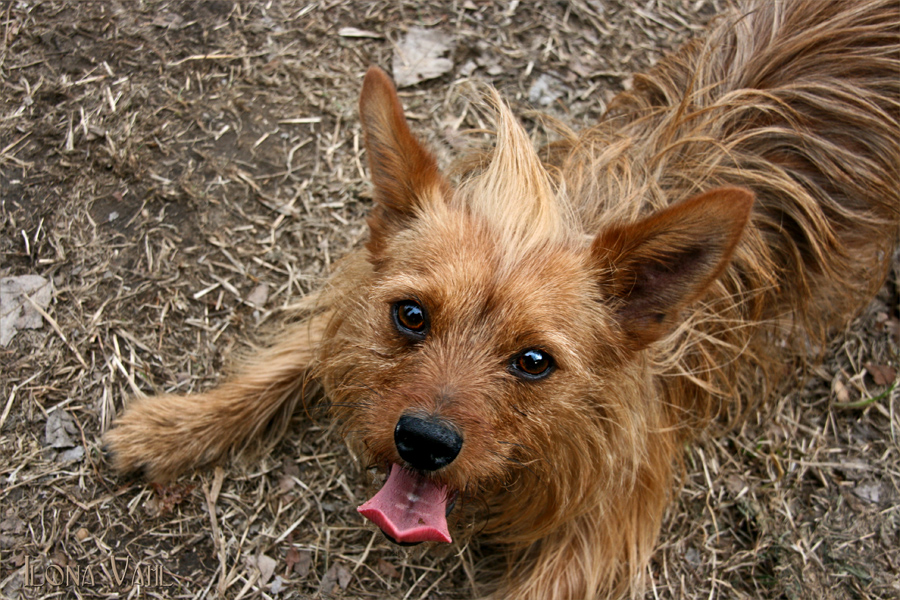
<box><xmin>320</xmin><ymin>66</ymin><xmax>752</xmax><ymax>546</ymax></box>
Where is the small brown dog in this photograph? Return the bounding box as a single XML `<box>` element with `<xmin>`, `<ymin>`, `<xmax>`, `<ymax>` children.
<box><xmin>106</xmin><ymin>1</ymin><xmax>900</xmax><ymax>597</ymax></box>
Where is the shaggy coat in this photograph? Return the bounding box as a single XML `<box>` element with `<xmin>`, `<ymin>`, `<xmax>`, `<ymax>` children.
<box><xmin>106</xmin><ymin>1</ymin><xmax>900</xmax><ymax>597</ymax></box>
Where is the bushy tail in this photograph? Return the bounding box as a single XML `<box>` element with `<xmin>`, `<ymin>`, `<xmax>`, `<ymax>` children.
<box><xmin>561</xmin><ymin>0</ymin><xmax>899</xmax><ymax>425</ymax></box>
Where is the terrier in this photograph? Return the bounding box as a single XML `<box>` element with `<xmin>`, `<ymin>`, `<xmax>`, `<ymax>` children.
<box><xmin>105</xmin><ymin>1</ymin><xmax>900</xmax><ymax>597</ymax></box>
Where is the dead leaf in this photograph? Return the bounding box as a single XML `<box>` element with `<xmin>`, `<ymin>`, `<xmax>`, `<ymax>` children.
<box><xmin>282</xmin><ymin>457</ymin><xmax>301</xmax><ymax>479</ymax></box>
<box><xmin>44</xmin><ymin>410</ymin><xmax>78</xmax><ymax>449</ymax></box>
<box><xmin>724</xmin><ymin>475</ymin><xmax>745</xmax><ymax>496</ymax></box>
<box><xmin>392</xmin><ymin>28</ymin><xmax>454</xmax><ymax>88</ymax></box>
<box><xmin>528</xmin><ymin>73</ymin><xmax>565</xmax><ymax>106</ymax></box>
<box><xmin>377</xmin><ymin>558</ymin><xmax>400</xmax><ymax>579</ymax></box>
<box><xmin>151</xmin><ymin>12</ymin><xmax>184</xmax><ymax>29</ymax></box>
<box><xmin>853</xmin><ymin>482</ymin><xmax>881</xmax><ymax>504</ymax></box>
<box><xmin>58</xmin><ymin>445</ymin><xmax>85</xmax><ymax>463</ymax></box>
<box><xmin>255</xmin><ymin>553</ymin><xmax>277</xmax><ymax>586</ymax></box>
<box><xmin>287</xmin><ymin>548</ymin><xmax>312</xmax><ymax>578</ymax></box>
<box><xmin>246</xmin><ymin>283</ymin><xmax>269</xmax><ymax>307</ymax></box>
<box><xmin>865</xmin><ymin>362</ymin><xmax>896</xmax><ymax>386</ymax></box>
<box><xmin>832</xmin><ymin>375</ymin><xmax>850</xmax><ymax>404</ymax></box>
<box><xmin>0</xmin><ymin>275</ymin><xmax>52</xmax><ymax>346</ymax></box>
<box><xmin>0</xmin><ymin>516</ymin><xmax>25</xmax><ymax>534</ymax></box>
<box><xmin>336</xmin><ymin>563</ymin><xmax>351</xmax><ymax>589</ymax></box>
<box><xmin>318</xmin><ymin>562</ymin><xmax>352</xmax><ymax>595</ymax></box>
<box><xmin>285</xmin><ymin>548</ymin><xmax>300</xmax><ymax>571</ymax></box>
<box><xmin>277</xmin><ymin>474</ymin><xmax>296</xmax><ymax>494</ymax></box>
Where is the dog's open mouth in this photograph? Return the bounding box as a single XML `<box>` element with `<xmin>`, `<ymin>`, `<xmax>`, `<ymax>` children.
<box><xmin>357</xmin><ymin>464</ymin><xmax>456</xmax><ymax>545</ymax></box>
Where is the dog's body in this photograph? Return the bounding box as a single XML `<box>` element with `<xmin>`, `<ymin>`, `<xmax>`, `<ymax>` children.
<box><xmin>106</xmin><ymin>1</ymin><xmax>900</xmax><ymax>598</ymax></box>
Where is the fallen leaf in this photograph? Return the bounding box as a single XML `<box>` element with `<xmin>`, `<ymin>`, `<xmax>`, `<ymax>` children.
<box><xmin>392</xmin><ymin>28</ymin><xmax>454</xmax><ymax>88</ymax></box>
<box><xmin>58</xmin><ymin>445</ymin><xmax>85</xmax><ymax>463</ymax></box>
<box><xmin>853</xmin><ymin>482</ymin><xmax>881</xmax><ymax>504</ymax></box>
<box><xmin>724</xmin><ymin>475</ymin><xmax>745</xmax><ymax>496</ymax></box>
<box><xmin>291</xmin><ymin>549</ymin><xmax>312</xmax><ymax>578</ymax></box>
<box><xmin>152</xmin><ymin>12</ymin><xmax>184</xmax><ymax>29</ymax></box>
<box><xmin>318</xmin><ymin>562</ymin><xmax>352</xmax><ymax>595</ymax></box>
<box><xmin>528</xmin><ymin>73</ymin><xmax>565</xmax><ymax>106</ymax></box>
<box><xmin>865</xmin><ymin>362</ymin><xmax>896</xmax><ymax>386</ymax></box>
<box><xmin>285</xmin><ymin>547</ymin><xmax>300</xmax><ymax>572</ymax></box>
<box><xmin>44</xmin><ymin>411</ymin><xmax>79</xmax><ymax>449</ymax></box>
<box><xmin>282</xmin><ymin>457</ymin><xmax>301</xmax><ymax>479</ymax></box>
<box><xmin>832</xmin><ymin>375</ymin><xmax>850</xmax><ymax>404</ymax></box>
<box><xmin>246</xmin><ymin>283</ymin><xmax>269</xmax><ymax>308</ymax></box>
<box><xmin>0</xmin><ymin>516</ymin><xmax>25</xmax><ymax>534</ymax></box>
<box><xmin>0</xmin><ymin>275</ymin><xmax>52</xmax><ymax>346</ymax></box>
<box><xmin>277</xmin><ymin>475</ymin><xmax>296</xmax><ymax>494</ymax></box>
<box><xmin>377</xmin><ymin>558</ymin><xmax>400</xmax><ymax>579</ymax></box>
<box><xmin>255</xmin><ymin>553</ymin><xmax>277</xmax><ymax>586</ymax></box>
<box><xmin>336</xmin><ymin>563</ymin><xmax>352</xmax><ymax>589</ymax></box>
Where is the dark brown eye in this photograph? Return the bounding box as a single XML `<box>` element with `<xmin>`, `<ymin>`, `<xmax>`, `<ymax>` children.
<box><xmin>511</xmin><ymin>349</ymin><xmax>554</xmax><ymax>380</ymax></box>
<box><xmin>393</xmin><ymin>300</ymin><xmax>428</xmax><ymax>340</ymax></box>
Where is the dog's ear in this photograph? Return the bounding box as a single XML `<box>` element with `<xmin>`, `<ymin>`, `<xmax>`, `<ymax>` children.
<box><xmin>359</xmin><ymin>66</ymin><xmax>450</xmax><ymax>260</ymax></box>
<box><xmin>592</xmin><ymin>187</ymin><xmax>754</xmax><ymax>350</ymax></box>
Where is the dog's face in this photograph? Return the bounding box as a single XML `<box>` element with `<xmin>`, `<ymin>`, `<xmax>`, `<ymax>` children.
<box><xmin>348</xmin><ymin>205</ymin><xmax>623</xmax><ymax>543</ymax></box>
<box><xmin>320</xmin><ymin>67</ymin><xmax>753</xmax><ymax>546</ymax></box>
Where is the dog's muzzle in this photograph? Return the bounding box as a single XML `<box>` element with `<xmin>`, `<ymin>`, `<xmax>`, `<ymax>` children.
<box><xmin>356</xmin><ymin>415</ymin><xmax>463</xmax><ymax>545</ymax></box>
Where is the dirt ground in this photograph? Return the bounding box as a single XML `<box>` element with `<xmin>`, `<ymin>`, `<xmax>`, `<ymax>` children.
<box><xmin>1</xmin><ymin>1</ymin><xmax>898</xmax><ymax>599</ymax></box>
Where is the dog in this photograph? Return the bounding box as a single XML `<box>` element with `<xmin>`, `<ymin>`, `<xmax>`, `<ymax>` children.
<box><xmin>105</xmin><ymin>0</ymin><xmax>900</xmax><ymax>597</ymax></box>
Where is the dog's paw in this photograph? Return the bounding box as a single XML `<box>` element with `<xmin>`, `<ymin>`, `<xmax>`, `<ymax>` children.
<box><xmin>102</xmin><ymin>425</ymin><xmax>154</xmax><ymax>480</ymax></box>
<box><xmin>103</xmin><ymin>394</ymin><xmax>220</xmax><ymax>482</ymax></box>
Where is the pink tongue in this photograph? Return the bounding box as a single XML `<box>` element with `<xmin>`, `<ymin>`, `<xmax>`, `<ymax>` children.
<box><xmin>357</xmin><ymin>464</ymin><xmax>452</xmax><ymax>544</ymax></box>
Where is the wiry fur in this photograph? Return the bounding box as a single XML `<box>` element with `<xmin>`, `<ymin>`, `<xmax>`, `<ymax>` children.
<box><xmin>105</xmin><ymin>1</ymin><xmax>900</xmax><ymax>598</ymax></box>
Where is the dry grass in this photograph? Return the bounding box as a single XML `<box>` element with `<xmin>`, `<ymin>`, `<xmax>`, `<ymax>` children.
<box><xmin>1</xmin><ymin>1</ymin><xmax>897</xmax><ymax>598</ymax></box>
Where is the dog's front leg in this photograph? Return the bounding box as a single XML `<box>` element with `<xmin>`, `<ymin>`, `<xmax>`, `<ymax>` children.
<box><xmin>104</xmin><ymin>312</ymin><xmax>330</xmax><ymax>482</ymax></box>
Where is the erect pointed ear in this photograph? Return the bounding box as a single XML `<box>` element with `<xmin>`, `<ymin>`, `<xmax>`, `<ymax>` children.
<box><xmin>591</xmin><ymin>187</ymin><xmax>754</xmax><ymax>350</ymax></box>
<box><xmin>359</xmin><ymin>66</ymin><xmax>450</xmax><ymax>260</ymax></box>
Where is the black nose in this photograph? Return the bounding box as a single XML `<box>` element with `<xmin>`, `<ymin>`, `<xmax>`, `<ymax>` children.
<box><xmin>394</xmin><ymin>415</ymin><xmax>463</xmax><ymax>472</ymax></box>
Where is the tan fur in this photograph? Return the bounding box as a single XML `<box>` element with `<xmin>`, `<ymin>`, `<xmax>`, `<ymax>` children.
<box><xmin>105</xmin><ymin>1</ymin><xmax>900</xmax><ymax>598</ymax></box>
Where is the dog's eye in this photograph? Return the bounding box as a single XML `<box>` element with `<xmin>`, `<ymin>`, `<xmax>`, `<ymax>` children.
<box><xmin>511</xmin><ymin>349</ymin><xmax>554</xmax><ymax>380</ymax></box>
<box><xmin>392</xmin><ymin>300</ymin><xmax>428</xmax><ymax>340</ymax></box>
